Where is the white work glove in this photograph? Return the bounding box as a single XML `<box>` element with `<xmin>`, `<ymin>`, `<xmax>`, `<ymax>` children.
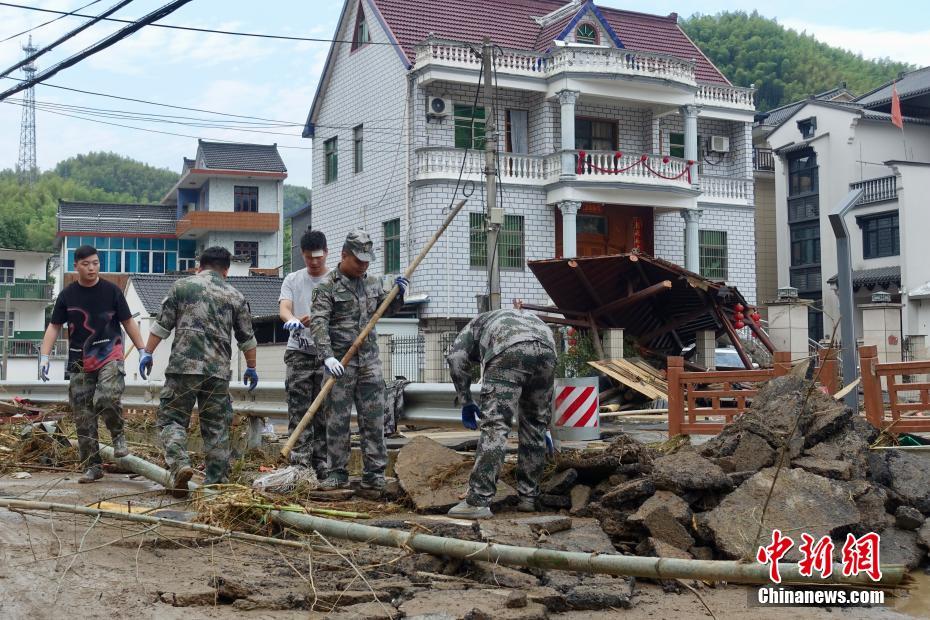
<box><xmin>283</xmin><ymin>319</ymin><xmax>304</xmax><ymax>331</ymax></box>
<box><xmin>324</xmin><ymin>357</ymin><xmax>345</xmax><ymax>377</ymax></box>
<box><xmin>39</xmin><ymin>354</ymin><xmax>50</xmax><ymax>382</ymax></box>
<box><xmin>394</xmin><ymin>276</ymin><xmax>409</xmax><ymax>296</ymax></box>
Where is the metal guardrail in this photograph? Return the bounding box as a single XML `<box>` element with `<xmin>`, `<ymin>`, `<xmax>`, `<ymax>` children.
<box><xmin>0</xmin><ymin>381</ymin><xmax>474</xmax><ymax>428</ymax></box>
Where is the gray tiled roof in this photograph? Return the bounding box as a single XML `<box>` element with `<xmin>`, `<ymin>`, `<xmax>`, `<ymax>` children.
<box><xmin>827</xmin><ymin>266</ymin><xmax>901</xmax><ymax>289</ymax></box>
<box><xmin>129</xmin><ymin>273</ymin><xmax>284</xmax><ymax>318</ymax></box>
<box><xmin>196</xmin><ymin>140</ymin><xmax>287</xmax><ymax>173</ymax></box>
<box><xmin>856</xmin><ymin>66</ymin><xmax>930</xmax><ymax>107</ymax></box>
<box><xmin>756</xmin><ymin>86</ymin><xmax>856</xmax><ymax>128</ymax></box>
<box><xmin>58</xmin><ymin>201</ymin><xmax>177</xmax><ymax>235</ymax></box>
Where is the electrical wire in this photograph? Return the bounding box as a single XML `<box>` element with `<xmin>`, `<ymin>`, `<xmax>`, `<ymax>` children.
<box><xmin>0</xmin><ymin>1</ymin><xmax>403</xmax><ymax>46</ymax></box>
<box><xmin>0</xmin><ymin>0</ymin><xmax>102</xmax><ymax>43</ymax></box>
<box><xmin>0</xmin><ymin>0</ymin><xmax>136</xmax><ymax>79</ymax></box>
<box><xmin>0</xmin><ymin>0</ymin><xmax>195</xmax><ymax>102</ymax></box>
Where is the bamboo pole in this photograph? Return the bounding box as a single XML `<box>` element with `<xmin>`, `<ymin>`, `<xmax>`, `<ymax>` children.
<box><xmin>43</xmin><ymin>443</ymin><xmax>907</xmax><ymax>588</ymax></box>
<box><xmin>282</xmin><ymin>198</ymin><xmax>468</xmax><ymax>458</ymax></box>
<box><xmin>270</xmin><ymin>511</ymin><xmax>905</xmax><ymax>588</ymax></box>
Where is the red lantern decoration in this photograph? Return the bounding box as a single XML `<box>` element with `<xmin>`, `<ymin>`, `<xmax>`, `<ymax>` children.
<box><xmin>662</xmin><ymin>155</ymin><xmax>670</xmax><ymax>164</ymax></box>
<box><xmin>640</xmin><ymin>154</ymin><xmax>648</xmax><ymax>162</ymax></box>
<box><xmin>751</xmin><ymin>311</ymin><xmax>762</xmax><ymax>323</ymax></box>
<box><xmin>568</xmin><ymin>327</ymin><xmax>576</xmax><ymax>336</ymax></box>
<box><xmin>615</xmin><ymin>151</ymin><xmax>623</xmax><ymax>159</ymax></box>
<box><xmin>734</xmin><ymin>320</ymin><xmax>745</xmax><ymax>329</ymax></box>
<box><xmin>734</xmin><ymin>312</ymin><xmax>744</xmax><ymax>321</ymax></box>
<box><xmin>734</xmin><ymin>303</ymin><xmax>745</xmax><ymax>312</ymax></box>
<box><xmin>686</xmin><ymin>160</ymin><xmax>695</xmax><ymax>166</ymax></box>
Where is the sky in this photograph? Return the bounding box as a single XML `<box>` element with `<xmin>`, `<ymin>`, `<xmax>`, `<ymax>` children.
<box><xmin>0</xmin><ymin>0</ymin><xmax>928</xmax><ymax>189</ymax></box>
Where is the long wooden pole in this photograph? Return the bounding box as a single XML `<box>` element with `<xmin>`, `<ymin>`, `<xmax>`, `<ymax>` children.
<box><xmin>281</xmin><ymin>199</ymin><xmax>468</xmax><ymax>458</ymax></box>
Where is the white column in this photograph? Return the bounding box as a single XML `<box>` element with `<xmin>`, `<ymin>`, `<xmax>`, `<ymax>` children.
<box><xmin>557</xmin><ymin>90</ymin><xmax>580</xmax><ymax>180</ymax></box>
<box><xmin>862</xmin><ymin>300</ymin><xmax>903</xmax><ymax>364</ymax></box>
<box><xmin>602</xmin><ymin>328</ymin><xmax>625</xmax><ymax>360</ymax></box>
<box><xmin>559</xmin><ymin>200</ymin><xmax>581</xmax><ymax>258</ymax></box>
<box><xmin>766</xmin><ymin>299</ymin><xmax>810</xmax><ymax>361</ymax></box>
<box><xmin>681</xmin><ymin>208</ymin><xmax>703</xmax><ymax>273</ymax></box>
<box><xmin>695</xmin><ymin>329</ymin><xmax>716</xmax><ymax>369</ymax></box>
<box><xmin>680</xmin><ymin>104</ymin><xmax>700</xmax><ymax>185</ymax></box>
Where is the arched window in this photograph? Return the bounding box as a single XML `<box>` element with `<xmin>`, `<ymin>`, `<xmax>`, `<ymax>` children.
<box><xmin>576</xmin><ymin>23</ymin><xmax>598</xmax><ymax>45</ymax></box>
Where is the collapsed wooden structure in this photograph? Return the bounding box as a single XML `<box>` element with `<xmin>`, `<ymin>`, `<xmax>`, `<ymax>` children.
<box><xmin>527</xmin><ymin>252</ymin><xmax>774</xmax><ymax>369</ymax></box>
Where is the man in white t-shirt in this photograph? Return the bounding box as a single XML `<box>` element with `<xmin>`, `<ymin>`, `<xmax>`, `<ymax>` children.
<box><xmin>279</xmin><ymin>230</ymin><xmax>330</xmax><ymax>477</ymax></box>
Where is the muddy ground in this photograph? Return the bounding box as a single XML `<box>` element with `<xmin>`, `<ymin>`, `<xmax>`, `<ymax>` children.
<box><xmin>0</xmin><ymin>472</ymin><xmax>922</xmax><ymax>619</ymax></box>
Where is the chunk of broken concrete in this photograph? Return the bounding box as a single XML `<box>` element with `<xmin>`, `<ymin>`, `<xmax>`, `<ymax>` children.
<box><xmin>641</xmin><ymin>506</ymin><xmax>695</xmax><ymax>550</ymax></box>
<box><xmin>880</xmin><ymin>527</ymin><xmax>924</xmax><ymax>569</ymax></box>
<box><xmin>515</xmin><ymin>515</ymin><xmax>573</xmax><ymax>535</ymax></box>
<box><xmin>569</xmin><ymin>484</ymin><xmax>592</xmax><ymax>515</ymax></box>
<box><xmin>651</xmin><ymin>449</ymin><xmax>731</xmax><ymax>494</ymax></box>
<box><xmin>636</xmin><ymin>537</ymin><xmax>693</xmax><ymax>560</ymax></box>
<box><xmin>918</xmin><ymin>519</ymin><xmax>930</xmax><ymax>549</ymax></box>
<box><xmin>326</xmin><ymin>601</ymin><xmax>400</xmax><ymax>620</ymax></box>
<box><xmin>539</xmin><ymin>494</ymin><xmax>571</xmax><ymax>509</ymax></box>
<box><xmin>869</xmin><ymin>449</ymin><xmax>930</xmax><ymax>514</ymax></box>
<box><xmin>791</xmin><ymin>456</ymin><xmax>852</xmax><ymax>480</ymax></box>
<box><xmin>394</xmin><ymin>437</ymin><xmax>515</xmax><ymax>512</ymax></box>
<box><xmin>480</xmin><ymin>517</ymin><xmax>614</xmax><ymax>554</ymax></box>
<box><xmin>564</xmin><ymin>579</ymin><xmax>634</xmax><ymax>611</ymax></box>
<box><xmin>710</xmin><ymin>431</ymin><xmax>776</xmax><ymax>473</ymax></box>
<box><xmin>469</xmin><ymin>561</ymin><xmax>540</xmax><ymax>589</ymax></box>
<box><xmin>628</xmin><ymin>490</ymin><xmax>692</xmax><ymax>526</ymax></box>
<box><xmin>896</xmin><ymin>505</ymin><xmax>924</xmax><ymax>531</ymax></box>
<box><xmin>600</xmin><ymin>478</ymin><xmax>654</xmax><ymax>507</ymax></box>
<box><xmin>541</xmin><ymin>468</ymin><xmax>578</xmax><ymax>495</ymax></box>
<box><xmin>696</xmin><ymin>467</ymin><xmax>859</xmax><ymax>560</ymax></box>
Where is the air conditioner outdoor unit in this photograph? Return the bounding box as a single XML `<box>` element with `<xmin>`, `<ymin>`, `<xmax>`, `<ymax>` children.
<box><xmin>427</xmin><ymin>96</ymin><xmax>451</xmax><ymax>118</ymax></box>
<box><xmin>708</xmin><ymin>135</ymin><xmax>730</xmax><ymax>153</ymax></box>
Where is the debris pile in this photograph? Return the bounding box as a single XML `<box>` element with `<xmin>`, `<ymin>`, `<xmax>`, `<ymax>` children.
<box><xmin>537</xmin><ymin>373</ymin><xmax>930</xmax><ymax>569</ymax></box>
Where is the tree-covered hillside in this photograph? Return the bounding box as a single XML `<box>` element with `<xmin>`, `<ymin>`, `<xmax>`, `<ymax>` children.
<box><xmin>681</xmin><ymin>11</ymin><xmax>914</xmax><ymax>111</ymax></box>
<box><xmin>1</xmin><ymin>153</ymin><xmax>311</xmax><ymax>253</ymax></box>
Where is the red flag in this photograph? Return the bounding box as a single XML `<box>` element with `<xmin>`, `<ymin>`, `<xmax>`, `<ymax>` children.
<box><xmin>891</xmin><ymin>82</ymin><xmax>904</xmax><ymax>129</ymax></box>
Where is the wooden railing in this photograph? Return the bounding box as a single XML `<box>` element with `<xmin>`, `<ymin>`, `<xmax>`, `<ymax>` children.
<box><xmin>860</xmin><ymin>344</ymin><xmax>930</xmax><ymax>433</ymax></box>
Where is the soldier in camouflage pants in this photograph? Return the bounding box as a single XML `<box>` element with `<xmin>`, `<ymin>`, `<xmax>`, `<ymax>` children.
<box><xmin>284</xmin><ymin>350</ymin><xmax>327</xmax><ymax>475</ymax></box>
<box><xmin>446</xmin><ymin>309</ymin><xmax>557</xmax><ymax>518</ymax></box>
<box><xmin>69</xmin><ymin>360</ymin><xmax>126</xmax><ymax>470</ymax></box>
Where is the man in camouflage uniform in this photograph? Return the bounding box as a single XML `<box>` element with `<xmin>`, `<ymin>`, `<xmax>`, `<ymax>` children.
<box><xmin>309</xmin><ymin>230</ymin><xmax>407</xmax><ymax>491</ymax></box>
<box><xmin>446</xmin><ymin>309</ymin><xmax>557</xmax><ymax>519</ymax></box>
<box><xmin>140</xmin><ymin>246</ymin><xmax>258</xmax><ymax>495</ymax></box>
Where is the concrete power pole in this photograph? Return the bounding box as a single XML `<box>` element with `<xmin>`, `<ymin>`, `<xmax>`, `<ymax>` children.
<box><xmin>482</xmin><ymin>38</ymin><xmax>501</xmax><ymax>311</ymax></box>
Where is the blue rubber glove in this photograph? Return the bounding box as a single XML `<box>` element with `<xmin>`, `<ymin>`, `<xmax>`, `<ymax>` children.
<box><xmin>545</xmin><ymin>430</ymin><xmax>555</xmax><ymax>457</ymax></box>
<box><xmin>243</xmin><ymin>367</ymin><xmax>259</xmax><ymax>392</ymax></box>
<box><xmin>461</xmin><ymin>402</ymin><xmax>482</xmax><ymax>430</ymax></box>
<box><xmin>139</xmin><ymin>350</ymin><xmax>153</xmax><ymax>380</ymax></box>
<box><xmin>394</xmin><ymin>276</ymin><xmax>409</xmax><ymax>296</ymax></box>
<box><xmin>39</xmin><ymin>354</ymin><xmax>50</xmax><ymax>382</ymax></box>
<box><xmin>283</xmin><ymin>319</ymin><xmax>303</xmax><ymax>331</ymax></box>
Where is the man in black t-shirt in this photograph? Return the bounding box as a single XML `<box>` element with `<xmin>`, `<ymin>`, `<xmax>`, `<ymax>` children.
<box><xmin>40</xmin><ymin>245</ymin><xmax>146</xmax><ymax>483</ymax></box>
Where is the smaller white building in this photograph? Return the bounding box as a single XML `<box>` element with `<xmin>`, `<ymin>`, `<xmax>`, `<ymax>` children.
<box><xmin>0</xmin><ymin>248</ymin><xmax>56</xmax><ymax>381</ymax></box>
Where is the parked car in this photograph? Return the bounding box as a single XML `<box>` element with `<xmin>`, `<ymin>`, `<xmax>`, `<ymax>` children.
<box><xmin>681</xmin><ymin>345</ymin><xmax>759</xmax><ymax>370</ymax></box>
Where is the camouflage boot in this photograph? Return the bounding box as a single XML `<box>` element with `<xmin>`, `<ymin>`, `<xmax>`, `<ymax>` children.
<box><xmin>78</xmin><ymin>466</ymin><xmax>104</xmax><ymax>484</ymax></box>
<box><xmin>112</xmin><ymin>433</ymin><xmax>130</xmax><ymax>458</ymax></box>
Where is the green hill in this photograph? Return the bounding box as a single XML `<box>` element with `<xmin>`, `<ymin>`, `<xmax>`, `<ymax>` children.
<box><xmin>681</xmin><ymin>11</ymin><xmax>914</xmax><ymax>111</ymax></box>
<box><xmin>2</xmin><ymin>153</ymin><xmax>311</xmax><ymax>253</ymax></box>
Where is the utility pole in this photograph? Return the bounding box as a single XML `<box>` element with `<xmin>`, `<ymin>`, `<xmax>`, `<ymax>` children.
<box><xmin>482</xmin><ymin>38</ymin><xmax>501</xmax><ymax>311</ymax></box>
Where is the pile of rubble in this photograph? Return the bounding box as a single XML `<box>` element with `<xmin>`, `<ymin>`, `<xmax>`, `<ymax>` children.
<box><xmin>534</xmin><ymin>372</ymin><xmax>930</xmax><ymax>569</ymax></box>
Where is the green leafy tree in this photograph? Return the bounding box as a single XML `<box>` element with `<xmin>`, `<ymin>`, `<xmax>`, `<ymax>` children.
<box><xmin>681</xmin><ymin>11</ymin><xmax>914</xmax><ymax>111</ymax></box>
<box><xmin>54</xmin><ymin>152</ymin><xmax>179</xmax><ymax>203</ymax></box>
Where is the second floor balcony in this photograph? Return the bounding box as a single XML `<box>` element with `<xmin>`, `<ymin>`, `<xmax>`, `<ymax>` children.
<box><xmin>851</xmin><ymin>175</ymin><xmax>897</xmax><ymax>205</ymax></box>
<box><xmin>0</xmin><ymin>279</ymin><xmax>53</xmax><ymax>301</ymax></box>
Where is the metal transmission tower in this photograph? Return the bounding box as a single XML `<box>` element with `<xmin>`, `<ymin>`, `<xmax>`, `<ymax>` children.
<box><xmin>17</xmin><ymin>36</ymin><xmax>38</xmax><ymax>184</ymax></box>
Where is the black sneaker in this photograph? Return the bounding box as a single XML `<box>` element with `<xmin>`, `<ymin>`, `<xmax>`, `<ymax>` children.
<box><xmin>321</xmin><ymin>475</ymin><xmax>350</xmax><ymax>490</ymax></box>
<box><xmin>78</xmin><ymin>466</ymin><xmax>104</xmax><ymax>484</ymax></box>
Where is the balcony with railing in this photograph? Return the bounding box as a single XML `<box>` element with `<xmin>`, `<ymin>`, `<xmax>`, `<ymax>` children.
<box><xmin>753</xmin><ymin>148</ymin><xmax>774</xmax><ymax>171</ymax></box>
<box><xmin>415</xmin><ymin>41</ymin><xmax>754</xmax><ymax>111</ymax></box>
<box><xmin>0</xmin><ymin>279</ymin><xmax>53</xmax><ymax>301</ymax></box>
<box><xmin>3</xmin><ymin>339</ymin><xmax>67</xmax><ymax>358</ymax></box>
<box><xmin>414</xmin><ymin>147</ymin><xmax>695</xmax><ymax>191</ymax></box>
<box><xmin>700</xmin><ymin>175</ymin><xmax>753</xmax><ymax>205</ymax></box>
<box><xmin>851</xmin><ymin>175</ymin><xmax>897</xmax><ymax>205</ymax></box>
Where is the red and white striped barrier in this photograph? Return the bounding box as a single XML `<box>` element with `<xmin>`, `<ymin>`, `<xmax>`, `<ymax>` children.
<box><xmin>551</xmin><ymin>377</ymin><xmax>600</xmax><ymax>441</ymax></box>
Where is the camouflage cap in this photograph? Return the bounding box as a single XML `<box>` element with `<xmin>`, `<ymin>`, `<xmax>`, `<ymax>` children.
<box><xmin>344</xmin><ymin>229</ymin><xmax>374</xmax><ymax>262</ymax></box>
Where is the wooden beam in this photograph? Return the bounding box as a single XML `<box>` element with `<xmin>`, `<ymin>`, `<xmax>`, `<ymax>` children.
<box><xmin>533</xmin><ymin>314</ymin><xmax>592</xmax><ymax>328</ymax></box>
<box><xmin>517</xmin><ymin>302</ymin><xmax>588</xmax><ymax>317</ymax></box>
<box><xmin>568</xmin><ymin>260</ymin><xmax>605</xmax><ymax>307</ymax></box>
<box><xmin>634</xmin><ymin>261</ymin><xmax>683</xmax><ymax>349</ymax></box>
<box><xmin>588</xmin><ymin>313</ymin><xmax>605</xmax><ymax>359</ymax></box>
<box><xmin>714</xmin><ymin>305</ymin><xmax>753</xmax><ymax>369</ymax></box>
<box><xmin>747</xmin><ymin>317</ymin><xmax>777</xmax><ymax>354</ymax></box>
<box><xmin>591</xmin><ymin>280</ymin><xmax>672</xmax><ymax>318</ymax></box>
<box><xmin>640</xmin><ymin>305</ymin><xmax>715</xmax><ymax>343</ymax></box>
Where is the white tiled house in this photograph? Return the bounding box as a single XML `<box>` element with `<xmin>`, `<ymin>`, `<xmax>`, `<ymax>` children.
<box><xmin>304</xmin><ymin>0</ymin><xmax>758</xmax><ymax>338</ymax></box>
<box><xmin>0</xmin><ymin>248</ymin><xmax>57</xmax><ymax>380</ymax></box>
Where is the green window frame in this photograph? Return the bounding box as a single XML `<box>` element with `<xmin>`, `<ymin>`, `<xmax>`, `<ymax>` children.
<box><xmin>669</xmin><ymin>132</ymin><xmax>701</xmax><ymax>159</ymax></box>
<box><xmin>454</xmin><ymin>105</ymin><xmax>486</xmax><ymax>149</ymax></box>
<box><xmin>469</xmin><ymin>213</ymin><xmax>488</xmax><ymax>268</ymax></box>
<box><xmin>699</xmin><ymin>230</ymin><xmax>728</xmax><ymax>280</ymax></box>
<box><xmin>324</xmin><ymin>137</ymin><xmax>338</xmax><ymax>184</ymax></box>
<box><xmin>469</xmin><ymin>213</ymin><xmax>524</xmax><ymax>270</ymax></box>
<box><xmin>575</xmin><ymin>23</ymin><xmax>598</xmax><ymax>45</ymax></box>
<box><xmin>383</xmin><ymin>218</ymin><xmax>400</xmax><ymax>273</ymax></box>
<box><xmin>500</xmin><ymin>215</ymin><xmax>524</xmax><ymax>270</ymax></box>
